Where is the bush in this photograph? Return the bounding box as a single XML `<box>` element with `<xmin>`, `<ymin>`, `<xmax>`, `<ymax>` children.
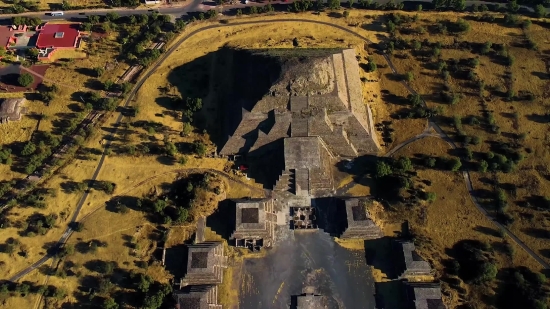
<box><xmin>193</xmin><ymin>141</ymin><xmax>207</xmax><ymax>157</ymax></box>
<box><xmin>424</xmin><ymin>157</ymin><xmax>436</xmax><ymax>168</ymax></box>
<box><xmin>535</xmin><ymin>4</ymin><xmax>546</xmax><ymax>18</ymax></box>
<box><xmin>478</xmin><ymin>160</ymin><xmax>488</xmax><ymax>172</ymax></box>
<box><xmin>423</xmin><ymin>191</ymin><xmax>437</xmax><ymax>203</ymax></box>
<box><xmin>18</xmin><ymin>73</ymin><xmax>34</xmax><ymax>87</ymax></box>
<box><xmin>453</xmin><ymin>240</ymin><xmax>497</xmax><ymax>284</ymax></box>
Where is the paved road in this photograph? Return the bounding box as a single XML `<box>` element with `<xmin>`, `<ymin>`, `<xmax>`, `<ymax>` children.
<box><xmin>0</xmin><ymin>0</ymin><xmax>546</xmax><ymax>23</ymax></box>
<box><xmin>8</xmin><ymin>15</ymin><xmax>550</xmax><ymax>281</ymax></box>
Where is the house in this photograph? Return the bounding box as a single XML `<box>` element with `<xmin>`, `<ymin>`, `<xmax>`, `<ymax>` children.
<box><xmin>230</xmin><ymin>198</ymin><xmax>276</xmax><ymax>249</ymax></box>
<box><xmin>395</xmin><ymin>241</ymin><xmax>433</xmax><ymax>279</ymax></box>
<box><xmin>0</xmin><ymin>23</ymin><xmax>81</xmax><ymax>60</ymax></box>
<box><xmin>404</xmin><ymin>282</ymin><xmax>446</xmax><ymax>309</ymax></box>
<box><xmin>0</xmin><ymin>25</ymin><xmax>34</xmax><ymax>50</ymax></box>
<box><xmin>0</xmin><ymin>98</ymin><xmax>27</xmax><ymax>123</ymax></box>
<box><xmin>173</xmin><ymin>285</ymin><xmax>222</xmax><ymax>309</ymax></box>
<box><xmin>338</xmin><ymin>197</ymin><xmax>383</xmax><ymax>239</ymax></box>
<box><xmin>35</xmin><ymin>23</ymin><xmax>81</xmax><ymax>60</ymax></box>
<box><xmin>178</xmin><ymin>242</ymin><xmax>228</xmax><ymax>288</ymax></box>
<box><xmin>36</xmin><ymin>23</ymin><xmax>81</xmax><ymax>49</ymax></box>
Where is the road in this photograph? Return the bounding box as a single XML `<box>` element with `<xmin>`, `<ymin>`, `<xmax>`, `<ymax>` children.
<box><xmin>8</xmin><ymin>14</ymin><xmax>550</xmax><ymax>282</ymax></box>
<box><xmin>0</xmin><ymin>0</ymin><xmax>545</xmax><ymax>23</ymax></box>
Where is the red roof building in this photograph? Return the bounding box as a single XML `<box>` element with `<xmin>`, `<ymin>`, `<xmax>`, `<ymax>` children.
<box><xmin>36</xmin><ymin>23</ymin><xmax>81</xmax><ymax>49</ymax></box>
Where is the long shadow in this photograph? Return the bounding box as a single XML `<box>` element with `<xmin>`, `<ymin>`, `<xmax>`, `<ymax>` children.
<box><xmin>164</xmin><ymin>244</ymin><xmax>189</xmax><ymax>281</ymax></box>
<box><xmin>205</xmin><ymin>199</ymin><xmax>235</xmax><ymax>241</ymax></box>
<box><xmin>364</xmin><ymin>237</ymin><xmax>398</xmax><ymax>280</ymax></box>
<box><xmin>375</xmin><ymin>280</ymin><xmax>405</xmax><ymax>309</ymax></box>
<box><xmin>473</xmin><ymin>225</ymin><xmax>501</xmax><ymax>238</ymax></box>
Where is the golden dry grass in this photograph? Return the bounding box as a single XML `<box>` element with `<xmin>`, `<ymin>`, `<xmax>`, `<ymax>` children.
<box><xmin>384</xmin><ymin>12</ymin><xmax>550</xmax><ymax>268</ymax></box>
<box><xmin>393</xmin><ymin>136</ymin><xmax>543</xmax><ymax>308</ymax></box>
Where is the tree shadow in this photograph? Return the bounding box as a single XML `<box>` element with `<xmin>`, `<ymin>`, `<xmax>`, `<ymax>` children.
<box><xmin>531</xmin><ymin>72</ymin><xmax>549</xmax><ymax>80</ymax></box>
<box><xmin>75</xmin><ymin>67</ymin><xmax>99</xmax><ymax>78</ymax></box>
<box><xmin>156</xmin><ymin>155</ymin><xmax>176</xmax><ymax>165</ymax></box>
<box><xmin>521</xmin><ymin>228</ymin><xmax>550</xmax><ymax>239</ymax></box>
<box><xmin>83</xmin><ymin>78</ymin><xmax>104</xmax><ymax>91</ymax></box>
<box><xmin>473</xmin><ymin>225</ymin><xmax>501</xmax><ymax>238</ymax></box>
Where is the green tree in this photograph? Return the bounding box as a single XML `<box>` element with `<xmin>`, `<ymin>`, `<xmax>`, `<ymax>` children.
<box><xmin>453</xmin><ymin>0</ymin><xmax>466</xmax><ymax>11</ymax></box>
<box><xmin>94</xmin><ymin>67</ymin><xmax>105</xmax><ymax>77</ymax></box>
<box><xmin>88</xmin><ymin>15</ymin><xmax>100</xmax><ymax>24</ymax></box>
<box><xmin>82</xmin><ymin>22</ymin><xmax>93</xmax><ymax>32</ymax></box>
<box><xmin>18</xmin><ymin>73</ymin><xmax>34</xmax><ymax>87</ymax></box>
<box><xmin>535</xmin><ymin>4</ymin><xmax>546</xmax><ymax>18</ymax></box>
<box><xmin>103</xmin><ymin>297</ymin><xmax>119</xmax><ymax>309</ymax></box>
<box><xmin>153</xmin><ymin>200</ymin><xmax>167</xmax><ymax>213</ymax></box>
<box><xmin>104</xmin><ymin>80</ymin><xmax>114</xmax><ymax>91</ymax></box>
<box><xmin>175</xmin><ymin>19</ymin><xmax>186</xmax><ymax>31</ymax></box>
<box><xmin>183</xmin><ymin>122</ymin><xmax>193</xmax><ymax>136</ymax></box>
<box><xmin>343</xmin><ymin>10</ymin><xmax>350</xmax><ymax>17</ymax></box>
<box><xmin>478</xmin><ymin>160</ymin><xmax>488</xmax><ymax>172</ymax></box>
<box><xmin>432</xmin><ymin>0</ymin><xmax>445</xmax><ymax>9</ymax></box>
<box><xmin>194</xmin><ymin>141</ymin><xmax>207</xmax><ymax>157</ymax></box>
<box><xmin>507</xmin><ymin>0</ymin><xmax>519</xmax><ymax>12</ymax></box>
<box><xmin>396</xmin><ymin>157</ymin><xmax>413</xmax><ymax>172</ymax></box>
<box><xmin>164</xmin><ymin>141</ymin><xmax>177</xmax><ymax>156</ymax></box>
<box><xmin>476</xmin><ymin>261</ymin><xmax>497</xmax><ymax>284</ymax></box>
<box><xmin>448</xmin><ymin>157</ymin><xmax>462</xmax><ymax>171</ymax></box>
<box><xmin>375</xmin><ymin>161</ymin><xmax>392</xmax><ymax>178</ymax></box>
<box><xmin>328</xmin><ymin>0</ymin><xmax>340</xmax><ymax>9</ymax></box>
<box><xmin>175</xmin><ymin>208</ymin><xmax>189</xmax><ymax>223</ymax></box>
<box><xmin>105</xmin><ymin>12</ymin><xmax>119</xmax><ymax>22</ymax></box>
<box><xmin>178</xmin><ymin>156</ymin><xmax>187</xmax><ymax>165</ymax></box>
<box><xmin>416</xmin><ymin>4</ymin><xmax>422</xmax><ymax>11</ymax></box>
<box><xmin>21</xmin><ymin>142</ymin><xmax>36</xmax><ymax>156</ymax></box>
<box><xmin>405</xmin><ymin>71</ymin><xmax>414</xmax><ymax>82</ymax></box>
<box><xmin>137</xmin><ymin>274</ymin><xmax>153</xmax><ymax>293</ymax></box>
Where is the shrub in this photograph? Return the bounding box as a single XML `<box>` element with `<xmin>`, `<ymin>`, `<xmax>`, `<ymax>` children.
<box><xmin>405</xmin><ymin>71</ymin><xmax>414</xmax><ymax>82</ymax></box>
<box><xmin>423</xmin><ymin>191</ymin><xmax>437</xmax><ymax>203</ymax></box>
<box><xmin>535</xmin><ymin>4</ymin><xmax>546</xmax><ymax>18</ymax></box>
<box><xmin>478</xmin><ymin>160</ymin><xmax>488</xmax><ymax>172</ymax></box>
<box><xmin>18</xmin><ymin>73</ymin><xmax>34</xmax><ymax>87</ymax></box>
<box><xmin>193</xmin><ymin>141</ymin><xmax>207</xmax><ymax>157</ymax></box>
<box><xmin>424</xmin><ymin>157</ymin><xmax>436</xmax><ymax>168</ymax></box>
<box><xmin>178</xmin><ymin>156</ymin><xmax>187</xmax><ymax>165</ymax></box>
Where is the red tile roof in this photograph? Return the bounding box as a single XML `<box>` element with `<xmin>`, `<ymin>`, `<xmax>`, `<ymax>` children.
<box><xmin>36</xmin><ymin>23</ymin><xmax>80</xmax><ymax>49</ymax></box>
<box><xmin>0</xmin><ymin>26</ymin><xmax>12</xmax><ymax>48</ymax></box>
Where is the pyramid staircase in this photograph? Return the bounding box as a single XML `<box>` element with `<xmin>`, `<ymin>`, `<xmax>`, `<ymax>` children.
<box><xmin>273</xmin><ymin>169</ymin><xmax>295</xmax><ymax>193</ymax></box>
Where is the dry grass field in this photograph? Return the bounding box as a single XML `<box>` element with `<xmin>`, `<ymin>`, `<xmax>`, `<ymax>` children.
<box><xmin>381</xmin><ymin>11</ymin><xmax>550</xmax><ymax>271</ymax></box>
<box><xmin>391</xmin><ymin>136</ymin><xmax>544</xmax><ymax>308</ymax></box>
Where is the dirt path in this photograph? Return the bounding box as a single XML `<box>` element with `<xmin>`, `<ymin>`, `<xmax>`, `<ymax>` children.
<box><xmin>20</xmin><ymin>65</ymin><xmax>81</xmax><ymax>91</ymax></box>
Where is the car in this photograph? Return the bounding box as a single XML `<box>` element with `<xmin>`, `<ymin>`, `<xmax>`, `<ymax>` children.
<box><xmin>78</xmin><ymin>12</ymin><xmax>86</xmax><ymax>15</ymax></box>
